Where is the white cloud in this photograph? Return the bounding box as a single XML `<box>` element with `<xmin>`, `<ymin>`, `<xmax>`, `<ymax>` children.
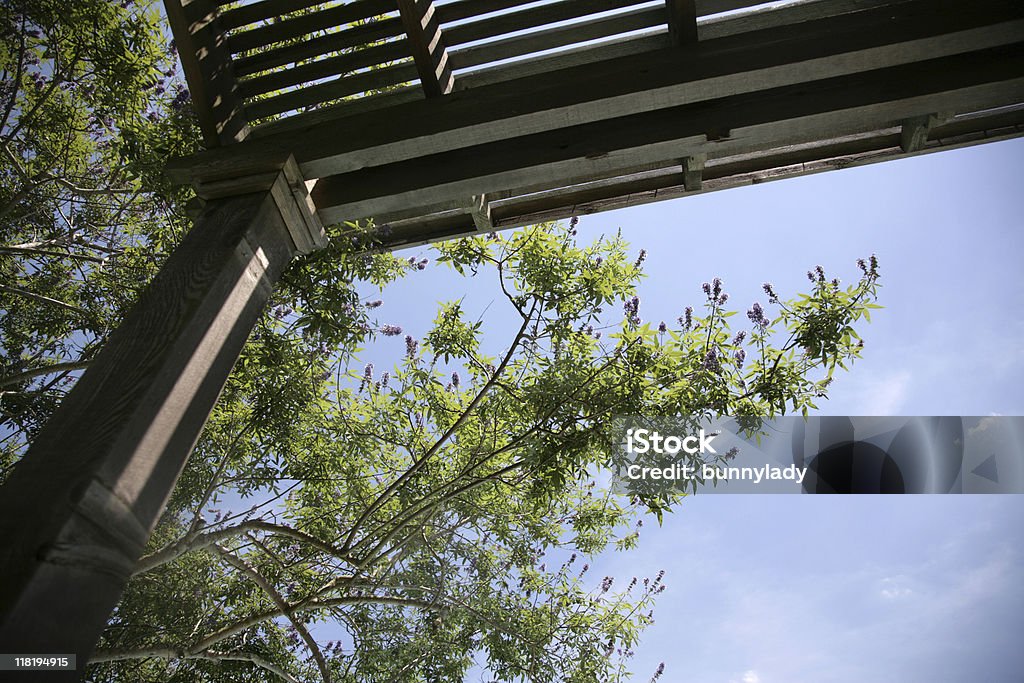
<box><xmin>742</xmin><ymin>671</ymin><xmax>761</xmax><ymax>683</ymax></box>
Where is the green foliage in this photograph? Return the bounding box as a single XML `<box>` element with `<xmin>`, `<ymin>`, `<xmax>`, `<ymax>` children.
<box><xmin>88</xmin><ymin>223</ymin><xmax>879</xmax><ymax>683</ymax></box>
<box><xmin>1</xmin><ymin>5</ymin><xmax>882</xmax><ymax>682</ymax></box>
<box><xmin>0</xmin><ymin>0</ymin><xmax>197</xmax><ymax>464</ymax></box>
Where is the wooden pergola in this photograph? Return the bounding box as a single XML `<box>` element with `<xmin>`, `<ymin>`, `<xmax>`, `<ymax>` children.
<box><xmin>1</xmin><ymin>0</ymin><xmax>1022</xmax><ymax>674</ymax></box>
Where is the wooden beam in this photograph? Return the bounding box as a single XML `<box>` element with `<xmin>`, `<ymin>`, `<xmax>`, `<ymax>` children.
<box><xmin>309</xmin><ymin>45</ymin><xmax>1024</xmax><ymax>222</ymax></box>
<box><xmin>0</xmin><ymin>161</ymin><xmax>322</xmax><ymax>668</ymax></box>
<box><xmin>165</xmin><ymin>0</ymin><xmax>1024</xmax><ymax>182</ymax></box>
<box><xmin>666</xmin><ymin>0</ymin><xmax>699</xmax><ymax>44</ymax></box>
<box><xmin>496</xmin><ymin>109</ymin><xmax>1024</xmax><ymax>226</ymax></box>
<box><xmin>354</xmin><ymin>103</ymin><xmax>1024</xmax><ymax>250</ymax></box>
<box><xmin>164</xmin><ymin>0</ymin><xmax>248</xmax><ymax>147</ymax></box>
<box><xmin>398</xmin><ymin>0</ymin><xmax>454</xmax><ymax>98</ymax></box>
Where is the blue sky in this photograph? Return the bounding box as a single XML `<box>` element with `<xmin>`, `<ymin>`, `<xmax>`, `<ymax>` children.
<box><xmin>366</xmin><ymin>137</ymin><xmax>1024</xmax><ymax>681</ymax></box>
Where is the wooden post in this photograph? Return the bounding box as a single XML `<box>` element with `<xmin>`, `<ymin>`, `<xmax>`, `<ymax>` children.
<box><xmin>0</xmin><ymin>160</ymin><xmax>323</xmax><ymax>675</ymax></box>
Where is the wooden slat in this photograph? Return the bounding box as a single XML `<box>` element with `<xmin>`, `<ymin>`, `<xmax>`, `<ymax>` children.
<box><xmin>435</xmin><ymin>0</ymin><xmax>534</xmax><ymax>24</ymax></box>
<box><xmin>398</xmin><ymin>0</ymin><xmax>455</xmax><ymax>97</ymax></box>
<box><xmin>227</xmin><ymin>0</ymin><xmax>396</xmax><ymax>53</ymax></box>
<box><xmin>238</xmin><ymin>39</ymin><xmax>409</xmax><ymax>99</ymax></box>
<box><xmin>458</xmin><ymin>32</ymin><xmax>666</xmax><ymax>87</ymax></box>
<box><xmin>249</xmin><ymin>84</ymin><xmax>425</xmax><ymax>137</ymax></box>
<box><xmin>309</xmin><ymin>44</ymin><xmax>1024</xmax><ymax>221</ymax></box>
<box><xmin>456</xmin><ymin>0</ymin><xmax>907</xmax><ymax>85</ymax></box>
<box><xmin>164</xmin><ymin>0</ymin><xmax>248</xmax><ymax>147</ymax></box>
<box><xmin>700</xmin><ymin>0</ymin><xmax>895</xmax><ymax>39</ymax></box>
<box><xmin>232</xmin><ymin>16</ymin><xmax>405</xmax><ymax>76</ymax></box>
<box><xmin>695</xmin><ymin>0</ymin><xmax>771</xmax><ymax>15</ymax></box>
<box><xmin>449</xmin><ymin>5</ymin><xmax>666</xmax><ymax>71</ymax></box>
<box><xmin>444</xmin><ymin>0</ymin><xmax>651</xmax><ymax>47</ymax></box>
<box><xmin>220</xmin><ymin>0</ymin><xmax>350</xmax><ymax>30</ymax></box>
<box><xmin>245</xmin><ymin>60</ymin><xmax>419</xmax><ymax>119</ymax></box>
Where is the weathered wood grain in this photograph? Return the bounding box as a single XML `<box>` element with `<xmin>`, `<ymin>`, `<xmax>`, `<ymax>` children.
<box><xmin>311</xmin><ymin>44</ymin><xmax>1024</xmax><ymax>222</ymax></box>
<box><xmin>165</xmin><ymin>0</ymin><xmax>1024</xmax><ymax>183</ymax></box>
<box><xmin>0</xmin><ymin>163</ymin><xmax>323</xmax><ymax>666</ymax></box>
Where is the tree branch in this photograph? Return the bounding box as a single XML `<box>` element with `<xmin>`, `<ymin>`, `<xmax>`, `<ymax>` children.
<box><xmin>342</xmin><ymin>301</ymin><xmax>537</xmax><ymax>552</ymax></box>
<box><xmin>0</xmin><ymin>360</ymin><xmax>91</xmax><ymax>389</ymax></box>
<box><xmin>134</xmin><ymin>519</ymin><xmax>352</xmax><ymax>576</ymax></box>
<box><xmin>0</xmin><ymin>283</ymin><xmax>90</xmax><ymax>316</ymax></box>
<box><xmin>215</xmin><ymin>543</ymin><xmax>333</xmax><ymax>683</ymax></box>
<box><xmin>88</xmin><ymin>647</ymin><xmax>302</xmax><ymax>683</ymax></box>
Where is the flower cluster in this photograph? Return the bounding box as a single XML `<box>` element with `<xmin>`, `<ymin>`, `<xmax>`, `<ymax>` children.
<box><xmin>379</xmin><ymin>324</ymin><xmax>402</xmax><ymax>336</ymax></box>
<box><xmin>678</xmin><ymin>306</ymin><xmax>693</xmax><ymax>331</ymax></box>
<box><xmin>746</xmin><ymin>302</ymin><xmax>770</xmax><ymax>329</ymax></box>
<box><xmin>702</xmin><ymin>277</ymin><xmax>729</xmax><ymax>305</ymax></box>
<box><xmin>623</xmin><ymin>296</ymin><xmax>641</xmax><ymax>327</ymax></box>
<box><xmin>703</xmin><ymin>348</ymin><xmax>721</xmax><ymax>373</ymax></box>
<box><xmin>358</xmin><ymin>363</ymin><xmax>374</xmax><ymax>392</ymax></box>
<box><xmin>857</xmin><ymin>253</ymin><xmax>881</xmax><ymax>277</ymax></box>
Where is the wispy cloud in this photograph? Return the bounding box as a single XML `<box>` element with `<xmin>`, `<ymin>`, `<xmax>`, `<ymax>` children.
<box><xmin>878</xmin><ymin>576</ymin><xmax>913</xmax><ymax>599</ymax></box>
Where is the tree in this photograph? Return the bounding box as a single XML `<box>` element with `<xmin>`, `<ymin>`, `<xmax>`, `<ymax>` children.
<box><xmin>85</xmin><ymin>223</ymin><xmax>880</xmax><ymax>682</ymax></box>
<box><xmin>1</xmin><ymin>3</ymin><xmax>882</xmax><ymax>682</ymax></box>
<box><xmin>0</xmin><ymin>0</ymin><xmax>197</xmax><ymax>465</ymax></box>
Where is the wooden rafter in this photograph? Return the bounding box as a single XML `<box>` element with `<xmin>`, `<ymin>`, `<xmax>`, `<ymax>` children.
<box><xmin>398</xmin><ymin>0</ymin><xmax>455</xmax><ymax>98</ymax></box>
<box><xmin>666</xmin><ymin>0</ymin><xmax>699</xmax><ymax>45</ymax></box>
<box><xmin>164</xmin><ymin>0</ymin><xmax>248</xmax><ymax>147</ymax></box>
